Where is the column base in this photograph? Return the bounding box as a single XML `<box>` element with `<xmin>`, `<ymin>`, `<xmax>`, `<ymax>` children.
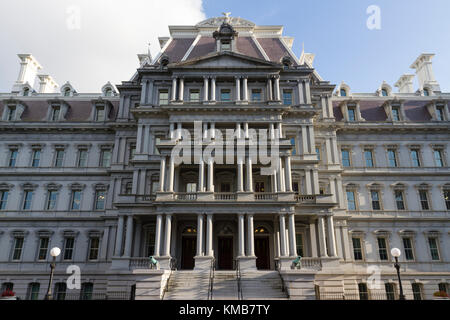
<box><xmin>236</xmin><ymin>256</ymin><xmax>257</xmax><ymax>271</ymax></box>
<box><xmin>277</xmin><ymin>257</ymin><xmax>296</xmax><ymax>270</ymax></box>
<box><xmin>194</xmin><ymin>256</ymin><xmax>214</xmax><ymax>270</ymax></box>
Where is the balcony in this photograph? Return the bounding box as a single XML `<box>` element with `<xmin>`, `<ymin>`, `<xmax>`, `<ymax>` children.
<box><xmin>155</xmin><ymin>191</ymin><xmax>296</xmax><ymax>202</ymax></box>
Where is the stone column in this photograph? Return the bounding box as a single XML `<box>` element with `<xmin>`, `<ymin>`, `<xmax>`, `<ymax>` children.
<box><xmin>114</xmin><ymin>216</ymin><xmax>124</xmax><ymax>256</ymax></box>
<box><xmin>143</xmin><ymin>125</ymin><xmax>150</xmax><ymax>154</ymax></box>
<box><xmin>203</xmin><ymin>77</ymin><xmax>209</xmax><ymax>102</ymax></box>
<box><xmin>325</xmin><ymin>138</ymin><xmax>333</xmax><ymax>165</ymax></box>
<box><xmin>268</xmin><ymin>78</ymin><xmax>273</xmax><ymax>101</ymax></box>
<box><xmin>124</xmin><ymin>215</ymin><xmax>134</xmax><ymax>257</ymax></box>
<box><xmin>284</xmin><ymin>156</ymin><xmax>292</xmax><ymax>192</ymax></box>
<box><xmin>236</xmin><ymin>123</ymin><xmax>242</xmax><ymax>139</ymax></box>
<box><xmin>305</xmin><ymin>80</ymin><xmax>311</xmax><ymax>104</ymax></box>
<box><xmin>205</xmin><ymin>214</ymin><xmax>213</xmax><ymax>256</ymax></box>
<box><xmin>207</xmin><ymin>158</ymin><xmax>214</xmax><ymax>192</ymax></box>
<box><xmin>136</xmin><ymin>125</ymin><xmax>144</xmax><ymax>154</ymax></box>
<box><xmin>237</xmin><ymin>156</ymin><xmax>244</xmax><ymax>192</ymax></box>
<box><xmin>301</xmin><ymin>125</ymin><xmax>309</xmax><ymax>155</ymax></box>
<box><xmin>163</xmin><ymin>214</ymin><xmax>172</xmax><ymax>256</ymax></box>
<box><xmin>288</xmin><ymin>213</ymin><xmax>297</xmax><ymax>257</ymax></box>
<box><xmin>274</xmin><ymin>76</ymin><xmax>281</xmax><ymax>101</ymax></box>
<box><xmin>178</xmin><ymin>77</ymin><xmax>184</xmax><ymax>101</ymax></box>
<box><xmin>235</xmin><ymin>76</ymin><xmax>241</xmax><ymax>102</ymax></box>
<box><xmin>210</xmin><ymin>77</ymin><xmax>216</xmax><ymax>101</ymax></box>
<box><xmin>196</xmin><ymin>214</ymin><xmax>204</xmax><ymax>256</ymax></box>
<box><xmin>168</xmin><ymin>156</ymin><xmax>175</xmax><ymax>192</ymax></box>
<box><xmin>272</xmin><ymin>169</ymin><xmax>278</xmax><ymax>193</ymax></box>
<box><xmin>154</xmin><ymin>214</ymin><xmax>163</xmax><ymax>256</ymax></box>
<box><xmin>318</xmin><ymin>216</ymin><xmax>328</xmax><ymax>257</ymax></box>
<box><xmin>279</xmin><ymin>214</ymin><xmax>287</xmax><ymax>257</ymax></box>
<box><xmin>211</xmin><ymin>122</ymin><xmax>215</xmax><ymax>140</ymax></box>
<box><xmin>169</xmin><ymin>123</ymin><xmax>175</xmax><ymax>140</ymax></box>
<box><xmin>246</xmin><ymin>156</ymin><xmax>253</xmax><ymax>192</ymax></box>
<box><xmin>327</xmin><ymin>215</ymin><xmax>337</xmax><ymax>257</ymax></box>
<box><xmin>176</xmin><ymin>122</ymin><xmax>182</xmax><ymax>140</ymax></box>
<box><xmin>247</xmin><ymin>214</ymin><xmax>255</xmax><ymax>256</ymax></box>
<box><xmin>278</xmin><ymin>157</ymin><xmax>286</xmax><ymax>192</ymax></box>
<box><xmin>198</xmin><ymin>157</ymin><xmax>204</xmax><ymax>192</ymax></box>
<box><xmin>133</xmin><ymin>219</ymin><xmax>142</xmax><ymax>257</ymax></box>
<box><xmin>269</xmin><ymin>123</ymin><xmax>275</xmax><ymax>140</ymax></box>
<box><xmin>238</xmin><ymin>214</ymin><xmax>245</xmax><ymax>256</ymax></box>
<box><xmin>309</xmin><ymin>220</ymin><xmax>318</xmax><ymax>258</ymax></box>
<box><xmin>297</xmin><ymin>80</ymin><xmax>305</xmax><ymax>104</ymax></box>
<box><xmin>159</xmin><ymin>156</ymin><xmax>166</xmax><ymax>191</ymax></box>
<box><xmin>242</xmin><ymin>77</ymin><xmax>248</xmax><ymax>101</ymax></box>
<box><xmin>171</xmin><ymin>77</ymin><xmax>177</xmax><ymax>101</ymax></box>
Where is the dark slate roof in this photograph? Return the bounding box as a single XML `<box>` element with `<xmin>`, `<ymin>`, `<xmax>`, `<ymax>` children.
<box><xmin>164</xmin><ymin>38</ymin><xmax>196</xmax><ymax>63</ymax></box>
<box><xmin>256</xmin><ymin>38</ymin><xmax>298</xmax><ymax>65</ymax></box>
<box><xmin>403</xmin><ymin>100</ymin><xmax>432</xmax><ymax>122</ymax></box>
<box><xmin>187</xmin><ymin>37</ymin><xmax>216</xmax><ymax>60</ymax></box>
<box><xmin>359</xmin><ymin>101</ymin><xmax>387</xmax><ymax>121</ymax></box>
<box><xmin>236</xmin><ymin>37</ymin><xmax>264</xmax><ymax>60</ymax></box>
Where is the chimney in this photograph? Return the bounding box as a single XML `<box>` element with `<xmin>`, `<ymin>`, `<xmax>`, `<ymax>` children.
<box><xmin>410</xmin><ymin>53</ymin><xmax>440</xmax><ymax>92</ymax></box>
<box><xmin>394</xmin><ymin>74</ymin><xmax>415</xmax><ymax>93</ymax></box>
<box><xmin>12</xmin><ymin>54</ymin><xmax>42</xmax><ymax>93</ymax></box>
<box><xmin>38</xmin><ymin>75</ymin><xmax>59</xmax><ymax>93</ymax></box>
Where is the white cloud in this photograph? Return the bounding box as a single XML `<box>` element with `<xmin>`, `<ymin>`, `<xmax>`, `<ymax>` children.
<box><xmin>0</xmin><ymin>0</ymin><xmax>206</xmax><ymax>92</ymax></box>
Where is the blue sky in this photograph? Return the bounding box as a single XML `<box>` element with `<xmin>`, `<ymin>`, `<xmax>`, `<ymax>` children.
<box><xmin>204</xmin><ymin>0</ymin><xmax>450</xmax><ymax>92</ymax></box>
<box><xmin>0</xmin><ymin>0</ymin><xmax>448</xmax><ymax>93</ymax></box>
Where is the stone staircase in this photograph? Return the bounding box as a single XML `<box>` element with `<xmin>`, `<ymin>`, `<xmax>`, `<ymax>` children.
<box><xmin>240</xmin><ymin>271</ymin><xmax>288</xmax><ymax>300</ymax></box>
<box><xmin>211</xmin><ymin>271</ymin><xmax>238</xmax><ymax>300</ymax></box>
<box><xmin>163</xmin><ymin>270</ymin><xmax>210</xmax><ymax>300</ymax></box>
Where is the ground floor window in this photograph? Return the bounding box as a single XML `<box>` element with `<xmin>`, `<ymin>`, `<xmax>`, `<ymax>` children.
<box><xmin>411</xmin><ymin>283</ymin><xmax>422</xmax><ymax>300</ymax></box>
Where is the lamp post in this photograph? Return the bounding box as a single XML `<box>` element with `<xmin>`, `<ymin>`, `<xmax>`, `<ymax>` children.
<box><xmin>390</xmin><ymin>248</ymin><xmax>406</xmax><ymax>300</ymax></box>
<box><xmin>44</xmin><ymin>247</ymin><xmax>61</xmax><ymax>300</ymax></box>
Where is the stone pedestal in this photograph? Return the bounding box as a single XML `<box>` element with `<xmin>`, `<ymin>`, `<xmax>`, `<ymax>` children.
<box><xmin>156</xmin><ymin>256</ymin><xmax>172</xmax><ymax>270</ymax></box>
<box><xmin>237</xmin><ymin>256</ymin><xmax>257</xmax><ymax>271</ymax></box>
<box><xmin>197</xmin><ymin>192</ymin><xmax>214</xmax><ymax>201</ymax></box>
<box><xmin>237</xmin><ymin>192</ymin><xmax>253</xmax><ymax>201</ymax></box>
<box><xmin>155</xmin><ymin>192</ymin><xmax>174</xmax><ymax>201</ymax></box>
<box><xmin>278</xmin><ymin>257</ymin><xmax>295</xmax><ymax>270</ymax></box>
<box><xmin>194</xmin><ymin>256</ymin><xmax>214</xmax><ymax>270</ymax></box>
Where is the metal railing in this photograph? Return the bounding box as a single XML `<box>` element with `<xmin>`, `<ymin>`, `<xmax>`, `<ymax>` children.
<box><xmin>214</xmin><ymin>192</ymin><xmax>237</xmax><ymax>200</ymax></box>
<box><xmin>275</xmin><ymin>262</ymin><xmax>289</xmax><ymax>299</ymax></box>
<box><xmin>170</xmin><ymin>257</ymin><xmax>177</xmax><ymax>270</ymax></box>
<box><xmin>234</xmin><ymin>259</ymin><xmax>243</xmax><ymax>300</ymax></box>
<box><xmin>207</xmin><ymin>258</ymin><xmax>216</xmax><ymax>300</ymax></box>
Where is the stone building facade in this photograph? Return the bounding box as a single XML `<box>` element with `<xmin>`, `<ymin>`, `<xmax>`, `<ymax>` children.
<box><xmin>0</xmin><ymin>16</ymin><xmax>448</xmax><ymax>300</ymax></box>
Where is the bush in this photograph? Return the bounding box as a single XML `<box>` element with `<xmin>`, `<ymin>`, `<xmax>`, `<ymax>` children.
<box><xmin>1</xmin><ymin>289</ymin><xmax>15</xmax><ymax>297</ymax></box>
<box><xmin>433</xmin><ymin>291</ymin><xmax>449</xmax><ymax>298</ymax></box>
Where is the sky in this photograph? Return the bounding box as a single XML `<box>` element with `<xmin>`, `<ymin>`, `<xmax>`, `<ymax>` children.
<box><xmin>0</xmin><ymin>0</ymin><xmax>449</xmax><ymax>93</ymax></box>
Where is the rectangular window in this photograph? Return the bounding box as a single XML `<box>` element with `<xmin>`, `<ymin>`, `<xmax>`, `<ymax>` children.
<box><xmin>54</xmin><ymin>283</ymin><xmax>66</xmax><ymax>300</ymax></box>
<box><xmin>419</xmin><ymin>190</ymin><xmax>430</xmax><ymax>210</ymax></box>
<box><xmin>315</xmin><ymin>147</ymin><xmax>320</xmax><ymax>160</ymax></box>
<box><xmin>438</xmin><ymin>283</ymin><xmax>448</xmax><ymax>294</ymax></box>
<box><xmin>394</xmin><ymin>190</ymin><xmax>405</xmax><ymax>210</ymax></box>
<box><xmin>88</xmin><ymin>238</ymin><xmax>100</xmax><ymax>260</ymax></box>
<box><xmin>189</xmin><ymin>90</ymin><xmax>200</xmax><ymax>102</ymax></box>
<box><xmin>23</xmin><ymin>191</ymin><xmax>33</xmax><ymax>210</ymax></box>
<box><xmin>100</xmin><ymin>149</ymin><xmax>112</xmax><ymax>167</ymax></box>
<box><xmin>159</xmin><ymin>90</ymin><xmax>169</xmax><ymax>105</ymax></box>
<box><xmin>391</xmin><ymin>107</ymin><xmax>400</xmax><ymax>121</ymax></box>
<box><xmin>283</xmin><ymin>90</ymin><xmax>292</xmax><ymax>105</ymax></box>
<box><xmin>436</xmin><ymin>106</ymin><xmax>444</xmax><ymax>121</ymax></box>
<box><xmin>95</xmin><ymin>106</ymin><xmax>105</xmax><ymax>122</ymax></box>
<box><xmin>46</xmin><ymin>191</ymin><xmax>58</xmax><ymax>210</ymax></box>
<box><xmin>341</xmin><ymin>149</ymin><xmax>350</xmax><ymax>167</ymax></box>
<box><xmin>7</xmin><ymin>106</ymin><xmax>16</xmax><ymax>121</ymax></box>
<box><xmin>290</xmin><ymin>137</ymin><xmax>296</xmax><ymax>155</ymax></box>
<box><xmin>444</xmin><ymin>190</ymin><xmax>450</xmax><ymax>210</ymax></box>
<box><xmin>51</xmin><ymin>106</ymin><xmax>60</xmax><ymax>121</ymax></box>
<box><xmin>385</xmin><ymin>283</ymin><xmax>395</xmax><ymax>300</ymax></box>
<box><xmin>411</xmin><ymin>149</ymin><xmax>421</xmax><ymax>167</ymax></box>
<box><xmin>71</xmin><ymin>191</ymin><xmax>82</xmax><ymax>210</ymax></box>
<box><xmin>95</xmin><ymin>191</ymin><xmax>106</xmax><ymax>210</ymax></box>
<box><xmin>12</xmin><ymin>237</ymin><xmax>24</xmax><ymax>260</ymax></box>
<box><xmin>352</xmin><ymin>237</ymin><xmax>363</xmax><ymax>260</ymax></box>
<box><xmin>77</xmin><ymin>149</ymin><xmax>88</xmax><ymax>167</ymax></box>
<box><xmin>27</xmin><ymin>283</ymin><xmax>40</xmax><ymax>300</ymax></box>
<box><xmin>8</xmin><ymin>150</ymin><xmax>18</xmax><ymax>167</ymax></box>
<box><xmin>63</xmin><ymin>237</ymin><xmax>75</xmax><ymax>260</ymax></box>
<box><xmin>402</xmin><ymin>237</ymin><xmax>414</xmax><ymax>261</ymax></box>
<box><xmin>434</xmin><ymin>149</ymin><xmax>444</xmax><ymax>167</ymax></box>
<box><xmin>38</xmin><ymin>237</ymin><xmax>49</xmax><ymax>261</ymax></box>
<box><xmin>364</xmin><ymin>149</ymin><xmax>374</xmax><ymax>167</ymax></box>
<box><xmin>251</xmin><ymin>89</ymin><xmax>261</xmax><ymax>102</ymax></box>
<box><xmin>129</xmin><ymin>144</ymin><xmax>136</xmax><ymax>160</ymax></box>
<box><xmin>377</xmin><ymin>237</ymin><xmax>388</xmax><ymax>260</ymax></box>
<box><xmin>387</xmin><ymin>149</ymin><xmax>397</xmax><ymax>167</ymax></box>
<box><xmin>80</xmin><ymin>283</ymin><xmax>94</xmax><ymax>300</ymax></box>
<box><xmin>151</xmin><ymin>181</ymin><xmax>159</xmax><ymax>194</ymax></box>
<box><xmin>346</xmin><ymin>191</ymin><xmax>357</xmax><ymax>211</ymax></box>
<box><xmin>358</xmin><ymin>283</ymin><xmax>369</xmax><ymax>300</ymax></box>
<box><xmin>428</xmin><ymin>237</ymin><xmax>440</xmax><ymax>260</ymax></box>
<box><xmin>411</xmin><ymin>283</ymin><xmax>422</xmax><ymax>300</ymax></box>
<box><xmin>221</xmin><ymin>41</ymin><xmax>231</xmax><ymax>51</ymax></box>
<box><xmin>296</xmin><ymin>233</ymin><xmax>304</xmax><ymax>257</ymax></box>
<box><xmin>347</xmin><ymin>107</ymin><xmax>356</xmax><ymax>121</ymax></box>
<box><xmin>31</xmin><ymin>150</ymin><xmax>41</xmax><ymax>167</ymax></box>
<box><xmin>54</xmin><ymin>150</ymin><xmax>65</xmax><ymax>167</ymax></box>
<box><xmin>371</xmin><ymin>190</ymin><xmax>381</xmax><ymax>210</ymax></box>
<box><xmin>220</xmin><ymin>89</ymin><xmax>231</xmax><ymax>102</ymax></box>
<box><xmin>0</xmin><ymin>190</ymin><xmax>8</xmax><ymax>210</ymax></box>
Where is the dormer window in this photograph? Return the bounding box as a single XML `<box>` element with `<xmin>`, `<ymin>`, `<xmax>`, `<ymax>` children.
<box><xmin>436</xmin><ymin>104</ymin><xmax>445</xmax><ymax>121</ymax></box>
<box><xmin>423</xmin><ymin>88</ymin><xmax>430</xmax><ymax>96</ymax></box>
<box><xmin>23</xmin><ymin>88</ymin><xmax>29</xmax><ymax>96</ymax></box>
<box><xmin>347</xmin><ymin>106</ymin><xmax>356</xmax><ymax>122</ymax></box>
<box><xmin>221</xmin><ymin>40</ymin><xmax>231</xmax><ymax>51</ymax></box>
<box><xmin>51</xmin><ymin>106</ymin><xmax>60</xmax><ymax>121</ymax></box>
<box><xmin>381</xmin><ymin>89</ymin><xmax>388</xmax><ymax>97</ymax></box>
<box><xmin>95</xmin><ymin>106</ymin><xmax>105</xmax><ymax>122</ymax></box>
<box><xmin>64</xmin><ymin>88</ymin><xmax>71</xmax><ymax>97</ymax></box>
<box><xmin>6</xmin><ymin>106</ymin><xmax>16</xmax><ymax>121</ymax></box>
<box><xmin>391</xmin><ymin>106</ymin><xmax>400</xmax><ymax>121</ymax></box>
<box><xmin>340</xmin><ymin>89</ymin><xmax>347</xmax><ymax>97</ymax></box>
<box><xmin>105</xmin><ymin>88</ymin><xmax>112</xmax><ymax>96</ymax></box>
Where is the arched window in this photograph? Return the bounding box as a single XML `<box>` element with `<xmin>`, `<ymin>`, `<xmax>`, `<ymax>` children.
<box><xmin>381</xmin><ymin>88</ymin><xmax>388</xmax><ymax>96</ymax></box>
<box><xmin>340</xmin><ymin>88</ymin><xmax>347</xmax><ymax>97</ymax></box>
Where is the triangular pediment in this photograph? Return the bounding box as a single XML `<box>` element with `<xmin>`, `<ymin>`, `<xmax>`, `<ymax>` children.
<box><xmin>169</xmin><ymin>51</ymin><xmax>280</xmax><ymax>69</ymax></box>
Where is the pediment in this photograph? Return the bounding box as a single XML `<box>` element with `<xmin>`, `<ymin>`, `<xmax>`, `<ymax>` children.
<box><xmin>170</xmin><ymin>52</ymin><xmax>280</xmax><ymax>69</ymax></box>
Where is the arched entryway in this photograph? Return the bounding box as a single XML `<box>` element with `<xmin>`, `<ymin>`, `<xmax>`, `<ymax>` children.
<box><xmin>180</xmin><ymin>226</ymin><xmax>196</xmax><ymax>269</ymax></box>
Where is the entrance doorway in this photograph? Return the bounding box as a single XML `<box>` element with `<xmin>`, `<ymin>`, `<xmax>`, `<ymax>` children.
<box><xmin>181</xmin><ymin>236</ymin><xmax>196</xmax><ymax>269</ymax></box>
<box><xmin>255</xmin><ymin>237</ymin><xmax>270</xmax><ymax>270</ymax></box>
<box><xmin>218</xmin><ymin>237</ymin><xmax>233</xmax><ymax>270</ymax></box>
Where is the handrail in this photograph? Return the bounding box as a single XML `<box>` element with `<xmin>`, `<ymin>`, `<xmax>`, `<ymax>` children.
<box><xmin>276</xmin><ymin>262</ymin><xmax>289</xmax><ymax>299</ymax></box>
<box><xmin>234</xmin><ymin>259</ymin><xmax>243</xmax><ymax>300</ymax></box>
<box><xmin>207</xmin><ymin>257</ymin><xmax>216</xmax><ymax>300</ymax></box>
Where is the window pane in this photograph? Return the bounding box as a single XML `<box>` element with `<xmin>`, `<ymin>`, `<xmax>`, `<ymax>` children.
<box><xmin>78</xmin><ymin>150</ymin><xmax>88</xmax><ymax>167</ymax></box>
<box><xmin>392</xmin><ymin>108</ymin><xmax>400</xmax><ymax>121</ymax></box>
<box><xmin>295</xmin><ymin>233</ymin><xmax>304</xmax><ymax>257</ymax></box>
<box><xmin>436</xmin><ymin>107</ymin><xmax>444</xmax><ymax>121</ymax></box>
<box><xmin>189</xmin><ymin>90</ymin><xmax>200</xmax><ymax>102</ymax></box>
<box><xmin>38</xmin><ymin>237</ymin><xmax>49</xmax><ymax>260</ymax></box>
<box><xmin>377</xmin><ymin>237</ymin><xmax>388</xmax><ymax>260</ymax></box>
<box><xmin>101</xmin><ymin>150</ymin><xmax>111</xmax><ymax>167</ymax></box>
<box><xmin>63</xmin><ymin>237</ymin><xmax>74</xmax><ymax>260</ymax></box>
<box><xmin>402</xmin><ymin>238</ymin><xmax>414</xmax><ymax>260</ymax></box>
<box><xmin>434</xmin><ymin>150</ymin><xmax>443</xmax><ymax>167</ymax></box>
<box><xmin>371</xmin><ymin>191</ymin><xmax>381</xmax><ymax>210</ymax></box>
<box><xmin>348</xmin><ymin>108</ymin><xmax>356</xmax><ymax>121</ymax></box>
<box><xmin>55</xmin><ymin>150</ymin><xmax>64</xmax><ymax>167</ymax></box>
<box><xmin>28</xmin><ymin>283</ymin><xmax>40</xmax><ymax>300</ymax></box>
<box><xmin>341</xmin><ymin>150</ymin><xmax>350</xmax><ymax>167</ymax></box>
<box><xmin>47</xmin><ymin>191</ymin><xmax>58</xmax><ymax>210</ymax></box>
<box><xmin>32</xmin><ymin>150</ymin><xmax>41</xmax><ymax>167</ymax></box>
<box><xmin>395</xmin><ymin>190</ymin><xmax>405</xmax><ymax>210</ymax></box>
<box><xmin>385</xmin><ymin>283</ymin><xmax>395</xmax><ymax>300</ymax></box>
<box><xmin>412</xmin><ymin>283</ymin><xmax>422</xmax><ymax>300</ymax></box>
<box><xmin>364</xmin><ymin>150</ymin><xmax>374</xmax><ymax>167</ymax></box>
<box><xmin>159</xmin><ymin>91</ymin><xmax>169</xmax><ymax>105</ymax></box>
<box><xmin>71</xmin><ymin>191</ymin><xmax>82</xmax><ymax>210</ymax></box>
<box><xmin>411</xmin><ymin>150</ymin><xmax>421</xmax><ymax>167</ymax></box>
<box><xmin>283</xmin><ymin>91</ymin><xmax>292</xmax><ymax>105</ymax></box>
<box><xmin>23</xmin><ymin>191</ymin><xmax>33</xmax><ymax>210</ymax></box>
<box><xmin>419</xmin><ymin>190</ymin><xmax>429</xmax><ymax>210</ymax></box>
<box><xmin>89</xmin><ymin>238</ymin><xmax>100</xmax><ymax>260</ymax></box>
<box><xmin>428</xmin><ymin>237</ymin><xmax>440</xmax><ymax>260</ymax></box>
<box><xmin>0</xmin><ymin>191</ymin><xmax>9</xmax><ymax>210</ymax></box>
<box><xmin>221</xmin><ymin>90</ymin><xmax>231</xmax><ymax>101</ymax></box>
<box><xmin>352</xmin><ymin>237</ymin><xmax>363</xmax><ymax>260</ymax></box>
<box><xmin>444</xmin><ymin>190</ymin><xmax>450</xmax><ymax>210</ymax></box>
<box><xmin>358</xmin><ymin>283</ymin><xmax>368</xmax><ymax>300</ymax></box>
<box><xmin>96</xmin><ymin>107</ymin><xmax>105</xmax><ymax>121</ymax></box>
<box><xmin>95</xmin><ymin>191</ymin><xmax>106</xmax><ymax>210</ymax></box>
<box><xmin>346</xmin><ymin>191</ymin><xmax>356</xmax><ymax>210</ymax></box>
<box><xmin>9</xmin><ymin>150</ymin><xmax>18</xmax><ymax>167</ymax></box>
<box><xmin>13</xmin><ymin>237</ymin><xmax>24</xmax><ymax>260</ymax></box>
<box><xmin>388</xmin><ymin>150</ymin><xmax>397</xmax><ymax>167</ymax></box>
<box><xmin>252</xmin><ymin>90</ymin><xmax>261</xmax><ymax>101</ymax></box>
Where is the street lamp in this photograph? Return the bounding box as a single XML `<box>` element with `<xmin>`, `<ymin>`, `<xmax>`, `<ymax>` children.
<box><xmin>390</xmin><ymin>248</ymin><xmax>406</xmax><ymax>300</ymax></box>
<box><xmin>44</xmin><ymin>247</ymin><xmax>61</xmax><ymax>300</ymax></box>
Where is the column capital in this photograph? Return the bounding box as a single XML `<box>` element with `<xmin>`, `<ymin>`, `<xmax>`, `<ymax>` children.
<box><xmin>172</xmin><ymin>76</ymin><xmax>178</xmax><ymax>80</ymax></box>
